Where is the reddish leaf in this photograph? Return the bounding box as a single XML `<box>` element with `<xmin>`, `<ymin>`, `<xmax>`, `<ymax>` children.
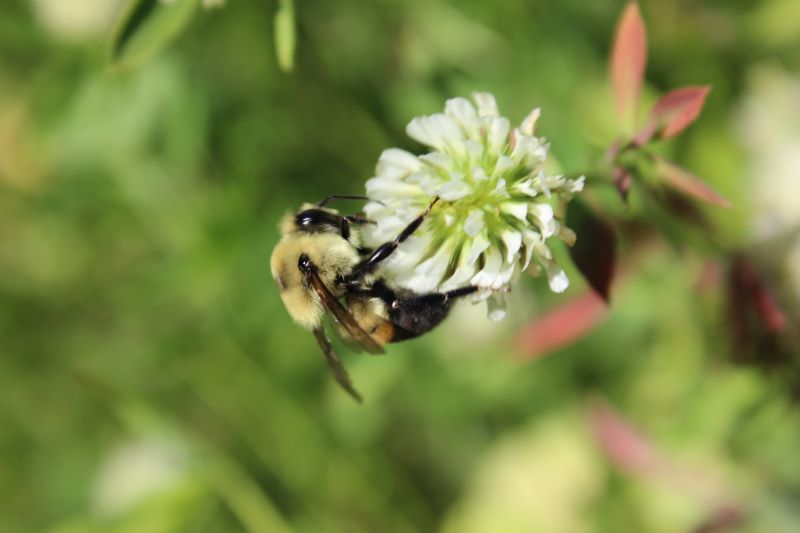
<box><xmin>660</xmin><ymin>187</ymin><xmax>712</xmax><ymax>229</ymax></box>
<box><xmin>655</xmin><ymin>156</ymin><xmax>733</xmax><ymax>208</ymax></box>
<box><xmin>605</xmin><ymin>139</ymin><xmax>621</xmax><ymax>163</ymax></box>
<box><xmin>607</xmin><ymin>141</ymin><xmax>632</xmax><ymax>202</ymax></box>
<box><xmin>751</xmin><ymin>278</ymin><xmax>788</xmax><ymax>333</ymax></box>
<box><xmin>635</xmin><ymin>86</ymin><xmax>711</xmax><ymax>144</ymax></box>
<box><xmin>567</xmin><ymin>199</ymin><xmax>617</xmax><ymax>301</ymax></box>
<box><xmin>610</xmin><ymin>2</ymin><xmax>647</xmax><ymax>128</ymax></box>
<box><xmin>613</xmin><ymin>165</ymin><xmax>632</xmax><ymax>202</ymax></box>
<box><xmin>695</xmin><ymin>261</ymin><xmax>723</xmax><ymax>293</ymax></box>
<box><xmin>732</xmin><ymin>256</ymin><xmax>788</xmax><ymax>333</ymax></box>
<box><xmin>693</xmin><ymin>507</ymin><xmax>745</xmax><ymax>533</ymax></box>
<box><xmin>589</xmin><ymin>401</ymin><xmax>743</xmax><ymax>510</ymax></box>
<box><xmin>515</xmin><ymin>291</ymin><xmax>608</xmax><ymax>359</ymax></box>
<box><xmin>588</xmin><ymin>401</ymin><xmax>658</xmax><ymax>474</ymax></box>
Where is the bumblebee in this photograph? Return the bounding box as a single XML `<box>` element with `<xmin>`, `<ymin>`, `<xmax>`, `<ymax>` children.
<box><xmin>270</xmin><ymin>195</ymin><xmax>480</xmax><ymax>402</ymax></box>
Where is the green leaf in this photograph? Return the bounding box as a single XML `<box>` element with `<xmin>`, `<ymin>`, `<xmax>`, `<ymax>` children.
<box><xmin>274</xmin><ymin>0</ymin><xmax>296</xmax><ymax>72</ymax></box>
<box><xmin>108</xmin><ymin>0</ymin><xmax>200</xmax><ymax>67</ymax></box>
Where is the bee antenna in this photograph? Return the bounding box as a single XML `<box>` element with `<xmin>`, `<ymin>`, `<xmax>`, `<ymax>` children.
<box><xmin>317</xmin><ymin>194</ymin><xmax>383</xmax><ymax>207</ymax></box>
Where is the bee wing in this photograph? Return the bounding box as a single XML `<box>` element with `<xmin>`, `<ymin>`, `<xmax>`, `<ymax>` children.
<box><xmin>313</xmin><ymin>329</ymin><xmax>362</xmax><ymax>403</ymax></box>
<box><xmin>304</xmin><ymin>268</ymin><xmax>385</xmax><ymax>355</ymax></box>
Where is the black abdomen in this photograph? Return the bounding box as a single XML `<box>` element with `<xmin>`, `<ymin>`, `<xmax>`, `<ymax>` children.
<box><xmin>388</xmin><ymin>294</ymin><xmax>454</xmax><ymax>342</ymax></box>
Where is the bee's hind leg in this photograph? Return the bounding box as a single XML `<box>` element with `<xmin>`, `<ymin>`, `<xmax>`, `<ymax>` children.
<box><xmin>313</xmin><ymin>328</ymin><xmax>363</xmax><ymax>403</ymax></box>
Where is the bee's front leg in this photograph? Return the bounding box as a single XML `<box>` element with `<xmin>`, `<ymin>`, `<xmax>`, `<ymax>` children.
<box><xmin>346</xmin><ymin>197</ymin><xmax>440</xmax><ymax>283</ymax></box>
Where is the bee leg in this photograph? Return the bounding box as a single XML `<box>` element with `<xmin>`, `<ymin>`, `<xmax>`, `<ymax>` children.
<box><xmin>347</xmin><ymin>197</ymin><xmax>440</xmax><ymax>282</ymax></box>
<box><xmin>338</xmin><ymin>214</ymin><xmax>377</xmax><ymax>242</ymax></box>
<box><xmin>344</xmin><ymin>214</ymin><xmax>375</xmax><ymax>225</ymax></box>
<box><xmin>392</xmin><ymin>285</ymin><xmax>479</xmax><ymax>309</ymax></box>
<box><xmin>313</xmin><ymin>328</ymin><xmax>363</xmax><ymax>403</ymax></box>
<box><xmin>340</xmin><ymin>217</ymin><xmax>352</xmax><ymax>241</ymax></box>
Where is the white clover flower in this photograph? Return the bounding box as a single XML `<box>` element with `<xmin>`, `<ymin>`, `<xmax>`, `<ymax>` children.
<box><xmin>363</xmin><ymin>92</ymin><xmax>584</xmax><ymax>321</ymax></box>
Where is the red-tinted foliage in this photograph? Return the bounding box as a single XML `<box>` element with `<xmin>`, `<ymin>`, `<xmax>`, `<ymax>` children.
<box><xmin>610</xmin><ymin>2</ymin><xmax>647</xmax><ymax>128</ymax></box>
<box><xmin>515</xmin><ymin>291</ymin><xmax>608</xmax><ymax>358</ymax></box>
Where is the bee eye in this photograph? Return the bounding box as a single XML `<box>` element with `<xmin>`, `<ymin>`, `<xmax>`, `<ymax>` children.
<box><xmin>298</xmin><ymin>253</ymin><xmax>312</xmax><ymax>272</ymax></box>
<box><xmin>295</xmin><ymin>209</ymin><xmax>340</xmax><ymax>232</ymax></box>
<box><xmin>296</xmin><ymin>210</ymin><xmax>324</xmax><ymax>226</ymax></box>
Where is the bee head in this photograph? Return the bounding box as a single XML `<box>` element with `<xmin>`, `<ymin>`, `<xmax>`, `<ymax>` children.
<box><xmin>270</xmin><ymin>232</ymin><xmax>360</xmax><ymax>330</ymax></box>
<box><xmin>280</xmin><ymin>204</ymin><xmax>343</xmax><ymax>236</ymax></box>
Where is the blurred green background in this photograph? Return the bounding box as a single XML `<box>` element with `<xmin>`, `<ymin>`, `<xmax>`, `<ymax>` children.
<box><xmin>2</xmin><ymin>0</ymin><xmax>800</xmax><ymax>531</ymax></box>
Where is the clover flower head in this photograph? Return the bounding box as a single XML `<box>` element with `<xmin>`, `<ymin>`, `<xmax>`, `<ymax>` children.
<box><xmin>363</xmin><ymin>92</ymin><xmax>584</xmax><ymax>320</ymax></box>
